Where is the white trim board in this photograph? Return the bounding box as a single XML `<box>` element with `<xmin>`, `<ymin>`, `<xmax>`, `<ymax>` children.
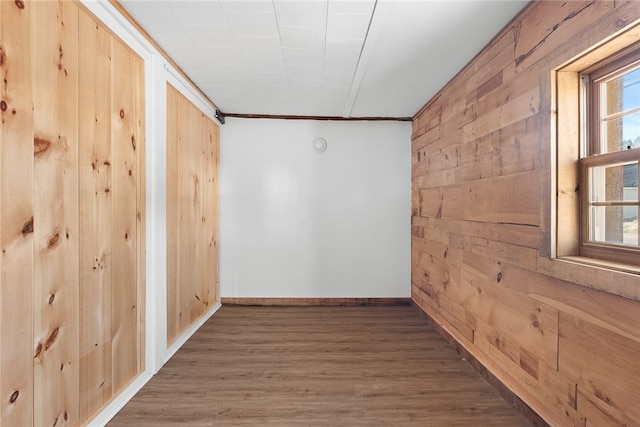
<box><xmin>85</xmin><ymin>371</ymin><xmax>153</xmax><ymax>427</ymax></box>
<box><xmin>165</xmin><ymin>303</ymin><xmax>223</xmax><ymax>364</ymax></box>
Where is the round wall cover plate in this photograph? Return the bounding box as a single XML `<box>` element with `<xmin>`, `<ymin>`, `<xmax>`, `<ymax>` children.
<box><xmin>313</xmin><ymin>137</ymin><xmax>327</xmax><ymax>152</ymax></box>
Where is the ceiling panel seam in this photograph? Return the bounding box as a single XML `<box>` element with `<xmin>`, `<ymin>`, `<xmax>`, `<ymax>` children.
<box><xmin>342</xmin><ymin>0</ymin><xmax>382</xmax><ymax>118</ymax></box>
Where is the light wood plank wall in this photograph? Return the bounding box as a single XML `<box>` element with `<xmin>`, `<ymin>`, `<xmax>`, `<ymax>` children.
<box><xmin>411</xmin><ymin>1</ymin><xmax>640</xmax><ymax>426</ymax></box>
<box><xmin>166</xmin><ymin>84</ymin><xmax>220</xmax><ymax>346</ymax></box>
<box><xmin>0</xmin><ymin>1</ymin><xmax>145</xmax><ymax>425</ymax></box>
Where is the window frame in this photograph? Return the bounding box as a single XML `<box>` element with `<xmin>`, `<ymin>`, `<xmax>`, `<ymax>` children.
<box><xmin>578</xmin><ymin>46</ymin><xmax>640</xmax><ymax>265</ymax></box>
<box><xmin>549</xmin><ymin>23</ymin><xmax>640</xmax><ymax>301</ymax></box>
<box><xmin>579</xmin><ymin>150</ymin><xmax>640</xmax><ymax>264</ymax></box>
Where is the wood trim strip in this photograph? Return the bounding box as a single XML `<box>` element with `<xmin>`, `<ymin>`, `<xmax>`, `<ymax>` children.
<box><xmin>221</xmin><ymin>297</ymin><xmax>412</xmax><ymax>306</ymax></box>
<box><xmin>411</xmin><ymin>302</ymin><xmax>550</xmax><ymax>427</ymax></box>
<box><xmin>219</xmin><ymin>112</ymin><xmax>413</xmax><ymax>122</ymax></box>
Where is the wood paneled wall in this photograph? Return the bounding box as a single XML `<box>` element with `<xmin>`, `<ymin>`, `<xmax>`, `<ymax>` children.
<box><xmin>411</xmin><ymin>1</ymin><xmax>640</xmax><ymax>426</ymax></box>
<box><xmin>166</xmin><ymin>84</ymin><xmax>219</xmax><ymax>346</ymax></box>
<box><xmin>0</xmin><ymin>1</ymin><xmax>145</xmax><ymax>425</ymax></box>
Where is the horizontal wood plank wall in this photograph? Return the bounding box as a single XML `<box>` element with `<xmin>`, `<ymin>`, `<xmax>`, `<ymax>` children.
<box><xmin>0</xmin><ymin>2</ymin><xmax>146</xmax><ymax>425</ymax></box>
<box><xmin>166</xmin><ymin>84</ymin><xmax>220</xmax><ymax>346</ymax></box>
<box><xmin>411</xmin><ymin>1</ymin><xmax>640</xmax><ymax>426</ymax></box>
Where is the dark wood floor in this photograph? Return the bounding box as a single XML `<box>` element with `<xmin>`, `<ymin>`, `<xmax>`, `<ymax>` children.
<box><xmin>109</xmin><ymin>306</ymin><xmax>533</xmax><ymax>426</ymax></box>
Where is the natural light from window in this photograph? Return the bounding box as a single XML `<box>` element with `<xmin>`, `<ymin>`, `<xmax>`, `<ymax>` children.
<box><xmin>585</xmin><ymin>62</ymin><xmax>640</xmax><ymax>249</ymax></box>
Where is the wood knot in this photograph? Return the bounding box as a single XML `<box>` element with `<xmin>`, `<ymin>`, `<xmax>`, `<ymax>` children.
<box><xmin>131</xmin><ymin>135</ymin><xmax>136</xmax><ymax>150</ymax></box>
<box><xmin>21</xmin><ymin>217</ymin><xmax>34</xmax><ymax>236</ymax></box>
<box><xmin>14</xmin><ymin>0</ymin><xmax>24</xmax><ymax>9</ymax></box>
<box><xmin>34</xmin><ymin>137</ymin><xmax>51</xmax><ymax>156</ymax></box>
<box><xmin>119</xmin><ymin>109</ymin><xmax>125</xmax><ymax>119</ymax></box>
<box><xmin>0</xmin><ymin>100</ymin><xmax>7</xmax><ymax>112</ymax></box>
<box><xmin>44</xmin><ymin>327</ymin><xmax>59</xmax><ymax>350</ymax></box>
<box><xmin>496</xmin><ymin>272</ymin><xmax>502</xmax><ymax>283</ymax></box>
<box><xmin>530</xmin><ymin>314</ymin><xmax>539</xmax><ymax>328</ymax></box>
<box><xmin>48</xmin><ymin>294</ymin><xmax>55</xmax><ymax>305</ymax></box>
<box><xmin>34</xmin><ymin>342</ymin><xmax>43</xmax><ymax>359</ymax></box>
<box><xmin>47</xmin><ymin>232</ymin><xmax>60</xmax><ymax>249</ymax></box>
<box><xmin>9</xmin><ymin>390</ymin><xmax>19</xmax><ymax>403</ymax></box>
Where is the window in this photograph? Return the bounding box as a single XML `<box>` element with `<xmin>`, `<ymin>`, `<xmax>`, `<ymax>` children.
<box><xmin>551</xmin><ymin>24</ymin><xmax>640</xmax><ymax>297</ymax></box>
<box><xmin>579</xmin><ymin>46</ymin><xmax>640</xmax><ymax>265</ymax></box>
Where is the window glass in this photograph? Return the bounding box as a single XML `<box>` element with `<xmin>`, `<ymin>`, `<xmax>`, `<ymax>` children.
<box><xmin>601</xmin><ymin>67</ymin><xmax>640</xmax><ymax>153</ymax></box>
<box><xmin>587</xmin><ymin>161</ymin><xmax>639</xmax><ymax>246</ymax></box>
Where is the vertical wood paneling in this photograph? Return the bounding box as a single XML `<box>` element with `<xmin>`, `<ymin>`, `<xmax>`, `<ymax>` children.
<box><xmin>78</xmin><ymin>9</ymin><xmax>113</xmax><ymax>419</ymax></box>
<box><xmin>0</xmin><ymin>2</ymin><xmax>145</xmax><ymax>425</ymax></box>
<box><xmin>178</xmin><ymin>102</ymin><xmax>198</xmax><ymax>328</ymax></box>
<box><xmin>0</xmin><ymin>2</ymin><xmax>34</xmax><ymax>426</ymax></box>
<box><xmin>166</xmin><ymin>86</ymin><xmax>179</xmax><ymax>343</ymax></box>
<box><xmin>194</xmin><ymin>113</ymin><xmax>206</xmax><ymax>322</ymax></box>
<box><xmin>134</xmin><ymin>45</ymin><xmax>146</xmax><ymax>375</ymax></box>
<box><xmin>32</xmin><ymin>2</ymin><xmax>80</xmax><ymax>425</ymax></box>
<box><xmin>110</xmin><ymin>37</ymin><xmax>140</xmax><ymax>393</ymax></box>
<box><xmin>205</xmin><ymin>119</ymin><xmax>220</xmax><ymax>306</ymax></box>
<box><xmin>166</xmin><ymin>84</ymin><xmax>220</xmax><ymax>346</ymax></box>
<box><xmin>412</xmin><ymin>1</ymin><xmax>640</xmax><ymax>426</ymax></box>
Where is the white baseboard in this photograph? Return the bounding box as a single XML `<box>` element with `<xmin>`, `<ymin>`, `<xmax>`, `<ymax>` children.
<box><xmin>164</xmin><ymin>302</ymin><xmax>222</xmax><ymax>366</ymax></box>
<box><xmin>86</xmin><ymin>371</ymin><xmax>153</xmax><ymax>427</ymax></box>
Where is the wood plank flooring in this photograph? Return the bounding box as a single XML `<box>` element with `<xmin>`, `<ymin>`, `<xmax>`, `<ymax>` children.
<box><xmin>109</xmin><ymin>306</ymin><xmax>533</xmax><ymax>426</ymax></box>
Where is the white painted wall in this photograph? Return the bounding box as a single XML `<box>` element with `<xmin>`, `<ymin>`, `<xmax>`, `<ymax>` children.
<box><xmin>220</xmin><ymin>118</ymin><xmax>411</xmax><ymax>298</ymax></box>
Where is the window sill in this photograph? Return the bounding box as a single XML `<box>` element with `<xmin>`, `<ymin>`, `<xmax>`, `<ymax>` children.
<box><xmin>561</xmin><ymin>255</ymin><xmax>640</xmax><ymax>275</ymax></box>
<box><xmin>537</xmin><ymin>255</ymin><xmax>640</xmax><ymax>302</ymax></box>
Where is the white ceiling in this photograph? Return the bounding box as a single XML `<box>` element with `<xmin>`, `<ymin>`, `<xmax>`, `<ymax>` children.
<box><xmin>120</xmin><ymin>0</ymin><xmax>529</xmax><ymax>118</ymax></box>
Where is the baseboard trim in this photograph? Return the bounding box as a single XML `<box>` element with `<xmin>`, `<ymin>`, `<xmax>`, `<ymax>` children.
<box><xmin>164</xmin><ymin>301</ymin><xmax>222</xmax><ymax>366</ymax></box>
<box><xmin>411</xmin><ymin>301</ymin><xmax>549</xmax><ymax>427</ymax></box>
<box><xmin>85</xmin><ymin>370</ymin><xmax>153</xmax><ymax>427</ymax></box>
<box><xmin>221</xmin><ymin>297</ymin><xmax>412</xmax><ymax>306</ymax></box>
